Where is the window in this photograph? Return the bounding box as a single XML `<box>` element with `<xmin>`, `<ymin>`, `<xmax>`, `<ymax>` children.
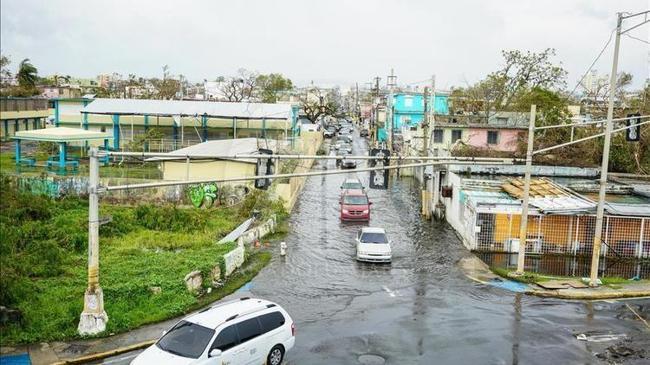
<box><xmin>433</xmin><ymin>129</ymin><xmax>443</xmax><ymax>143</ymax></box>
<box><xmin>211</xmin><ymin>325</ymin><xmax>239</xmax><ymax>352</ymax></box>
<box><xmin>343</xmin><ymin>195</ymin><xmax>368</xmax><ymax>205</ymax></box>
<box><xmin>236</xmin><ymin>317</ymin><xmax>262</xmax><ymax>343</ymax></box>
<box><xmin>451</xmin><ymin>130</ymin><xmax>462</xmax><ymax>142</ymax></box>
<box><xmin>487</xmin><ymin>131</ymin><xmax>499</xmax><ymax>145</ymax></box>
<box><xmin>156</xmin><ymin>321</ymin><xmax>215</xmax><ymax>359</ymax></box>
<box><xmin>360</xmin><ymin>232</ymin><xmax>388</xmax><ymax>244</ymax></box>
<box><xmin>100</xmin><ymin>126</ymin><xmax>106</xmax><ymax>133</ymax></box>
<box><xmin>259</xmin><ymin>312</ymin><xmax>285</xmax><ymax>333</ymax></box>
<box><xmin>404</xmin><ymin>97</ymin><xmax>413</xmax><ymax>107</ymax></box>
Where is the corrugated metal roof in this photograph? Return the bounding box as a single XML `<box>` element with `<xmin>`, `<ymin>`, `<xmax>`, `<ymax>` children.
<box><xmin>502</xmin><ymin>177</ymin><xmax>596</xmax><ymax>214</ymax></box>
<box><xmin>82</xmin><ymin>98</ymin><xmax>293</xmax><ymax>120</ymax></box>
<box><xmin>605</xmin><ymin>203</ymin><xmax>650</xmax><ymax>217</ymax></box>
<box><xmin>149</xmin><ymin>138</ymin><xmax>262</xmax><ymax>164</ymax></box>
<box><xmin>13</xmin><ymin>127</ymin><xmax>113</xmax><ymax>142</ymax></box>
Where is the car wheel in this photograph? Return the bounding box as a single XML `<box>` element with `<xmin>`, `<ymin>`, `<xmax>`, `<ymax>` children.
<box><xmin>267</xmin><ymin>345</ymin><xmax>284</xmax><ymax>365</ymax></box>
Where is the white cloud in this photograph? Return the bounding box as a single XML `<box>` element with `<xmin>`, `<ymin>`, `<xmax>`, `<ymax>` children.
<box><xmin>1</xmin><ymin>0</ymin><xmax>647</xmax><ymax>90</ymax></box>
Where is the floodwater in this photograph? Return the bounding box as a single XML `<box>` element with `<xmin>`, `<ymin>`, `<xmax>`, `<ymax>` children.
<box><xmin>98</xmin><ymin>130</ymin><xmax>650</xmax><ymax>364</ymax></box>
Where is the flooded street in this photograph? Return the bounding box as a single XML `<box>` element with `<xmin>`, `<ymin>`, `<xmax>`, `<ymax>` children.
<box><xmin>96</xmin><ymin>132</ymin><xmax>650</xmax><ymax>365</ymax></box>
<box><xmin>245</xmin><ymin>133</ymin><xmax>650</xmax><ymax>364</ymax></box>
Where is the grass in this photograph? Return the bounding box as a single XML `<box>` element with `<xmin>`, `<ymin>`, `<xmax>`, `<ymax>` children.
<box><xmin>0</xmin><ymin>150</ymin><xmax>162</xmax><ymax>180</ymax></box>
<box><xmin>0</xmin><ymin>177</ymin><xmax>285</xmax><ymax>345</ymax></box>
<box><xmin>490</xmin><ymin>266</ymin><xmax>650</xmax><ymax>287</ymax></box>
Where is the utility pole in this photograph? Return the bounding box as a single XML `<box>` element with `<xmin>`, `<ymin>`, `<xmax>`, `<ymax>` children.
<box><xmin>589</xmin><ymin>13</ymin><xmax>623</xmax><ymax>286</ymax></box>
<box><xmin>422</xmin><ymin>86</ymin><xmax>429</xmax><ymax>157</ymax></box>
<box><xmin>515</xmin><ymin>104</ymin><xmax>536</xmax><ymax>274</ymax></box>
<box><xmin>372</xmin><ymin>76</ymin><xmax>381</xmax><ymax>145</ymax></box>
<box><xmin>78</xmin><ymin>147</ymin><xmax>108</xmax><ymax>335</ymax></box>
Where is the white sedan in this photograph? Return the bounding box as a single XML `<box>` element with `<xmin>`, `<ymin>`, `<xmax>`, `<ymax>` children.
<box><xmin>356</xmin><ymin>227</ymin><xmax>392</xmax><ymax>263</ymax></box>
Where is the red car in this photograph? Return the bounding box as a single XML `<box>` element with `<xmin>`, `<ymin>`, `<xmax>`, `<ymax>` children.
<box><xmin>340</xmin><ymin>189</ymin><xmax>371</xmax><ymax>221</ymax></box>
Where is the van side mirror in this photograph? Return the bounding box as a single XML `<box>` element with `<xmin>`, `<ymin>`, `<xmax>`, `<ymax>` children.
<box><xmin>209</xmin><ymin>349</ymin><xmax>222</xmax><ymax>358</ymax></box>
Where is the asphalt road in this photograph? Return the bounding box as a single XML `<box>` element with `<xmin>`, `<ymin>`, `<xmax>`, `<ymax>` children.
<box><xmin>97</xmin><ymin>129</ymin><xmax>650</xmax><ymax>364</ymax></box>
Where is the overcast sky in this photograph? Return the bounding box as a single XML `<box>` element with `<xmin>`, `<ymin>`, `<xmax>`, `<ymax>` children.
<box><xmin>1</xmin><ymin>0</ymin><xmax>648</xmax><ymax>91</ymax></box>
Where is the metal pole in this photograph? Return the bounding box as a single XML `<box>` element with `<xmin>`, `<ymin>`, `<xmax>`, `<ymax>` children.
<box><xmin>78</xmin><ymin>147</ymin><xmax>108</xmax><ymax>335</ymax></box>
<box><xmin>422</xmin><ymin>87</ymin><xmax>429</xmax><ymax>157</ymax></box>
<box><xmin>590</xmin><ymin>13</ymin><xmax>622</xmax><ymax>287</ymax></box>
<box><xmin>515</xmin><ymin>104</ymin><xmax>536</xmax><ymax>274</ymax></box>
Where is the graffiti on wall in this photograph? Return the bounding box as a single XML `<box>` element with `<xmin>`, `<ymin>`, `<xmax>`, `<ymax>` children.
<box><xmin>18</xmin><ymin>177</ymin><xmax>62</xmax><ymax>198</ymax></box>
<box><xmin>188</xmin><ymin>183</ymin><xmax>218</xmax><ymax>208</ymax></box>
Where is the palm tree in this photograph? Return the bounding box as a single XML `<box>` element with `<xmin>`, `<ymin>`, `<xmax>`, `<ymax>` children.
<box><xmin>17</xmin><ymin>58</ymin><xmax>38</xmax><ymax>88</ymax></box>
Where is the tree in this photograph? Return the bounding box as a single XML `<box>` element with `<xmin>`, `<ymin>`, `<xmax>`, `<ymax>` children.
<box><xmin>0</xmin><ymin>55</ymin><xmax>11</xmax><ymax>88</ymax></box>
<box><xmin>220</xmin><ymin>69</ymin><xmax>258</xmax><ymax>102</ymax></box>
<box><xmin>487</xmin><ymin>48</ymin><xmax>567</xmax><ymax>110</ymax></box>
<box><xmin>17</xmin><ymin>59</ymin><xmax>38</xmax><ymax>89</ymax></box>
<box><xmin>299</xmin><ymin>87</ymin><xmax>340</xmax><ymax>122</ymax></box>
<box><xmin>256</xmin><ymin>73</ymin><xmax>293</xmax><ymax>103</ymax></box>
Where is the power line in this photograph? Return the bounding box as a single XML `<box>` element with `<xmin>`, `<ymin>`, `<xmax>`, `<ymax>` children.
<box><xmin>624</xmin><ymin>33</ymin><xmax>650</xmax><ymax>45</ymax></box>
<box><xmin>570</xmin><ymin>28</ymin><xmax>616</xmax><ymax>96</ymax></box>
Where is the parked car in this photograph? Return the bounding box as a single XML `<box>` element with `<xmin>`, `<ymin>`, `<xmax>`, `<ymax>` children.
<box><xmin>356</xmin><ymin>227</ymin><xmax>392</xmax><ymax>263</ymax></box>
<box><xmin>131</xmin><ymin>298</ymin><xmax>295</xmax><ymax>365</ymax></box>
<box><xmin>340</xmin><ymin>189</ymin><xmax>371</xmax><ymax>221</ymax></box>
<box><xmin>340</xmin><ymin>178</ymin><xmax>364</xmax><ymax>191</ymax></box>
<box><xmin>360</xmin><ymin>129</ymin><xmax>369</xmax><ymax>137</ymax></box>
<box><xmin>324</xmin><ymin>129</ymin><xmax>335</xmax><ymax>138</ymax></box>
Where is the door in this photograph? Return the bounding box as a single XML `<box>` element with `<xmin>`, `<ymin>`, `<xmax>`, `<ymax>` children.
<box><xmin>205</xmin><ymin>324</ymin><xmax>244</xmax><ymax>365</ymax></box>
<box><xmin>235</xmin><ymin>317</ymin><xmax>264</xmax><ymax>364</ymax></box>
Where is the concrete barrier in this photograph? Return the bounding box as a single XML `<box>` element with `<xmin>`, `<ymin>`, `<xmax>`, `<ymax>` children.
<box><xmin>223</xmin><ymin>246</ymin><xmax>245</xmax><ymax>277</ymax></box>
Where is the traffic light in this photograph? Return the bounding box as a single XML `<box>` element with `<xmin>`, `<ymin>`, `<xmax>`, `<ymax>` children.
<box><xmin>254</xmin><ymin>148</ymin><xmax>274</xmax><ymax>190</ymax></box>
<box><xmin>369</xmin><ymin>148</ymin><xmax>390</xmax><ymax>189</ymax></box>
<box><xmin>626</xmin><ymin>113</ymin><xmax>641</xmax><ymax>142</ymax></box>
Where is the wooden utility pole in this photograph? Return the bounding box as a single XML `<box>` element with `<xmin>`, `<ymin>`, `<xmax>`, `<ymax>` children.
<box><xmin>372</xmin><ymin>76</ymin><xmax>381</xmax><ymax>145</ymax></box>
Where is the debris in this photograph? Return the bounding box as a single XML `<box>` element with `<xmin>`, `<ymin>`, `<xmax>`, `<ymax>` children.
<box><xmin>576</xmin><ymin>333</ymin><xmax>627</xmax><ymax>342</ymax></box>
<box><xmin>149</xmin><ymin>286</ymin><xmax>162</xmax><ymax>295</ymax></box>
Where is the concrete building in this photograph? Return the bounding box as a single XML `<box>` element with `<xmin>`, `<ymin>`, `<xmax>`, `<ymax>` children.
<box><xmin>0</xmin><ymin>97</ymin><xmax>50</xmax><ymax>141</ymax></box>
<box><xmin>74</xmin><ymin>98</ymin><xmax>300</xmax><ymax>151</ymax></box>
<box><xmin>151</xmin><ymin>138</ymin><xmax>262</xmax><ymax>182</ymax></box>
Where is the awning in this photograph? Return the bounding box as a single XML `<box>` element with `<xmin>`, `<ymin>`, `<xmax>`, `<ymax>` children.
<box><xmin>12</xmin><ymin>127</ymin><xmax>113</xmax><ymax>142</ymax></box>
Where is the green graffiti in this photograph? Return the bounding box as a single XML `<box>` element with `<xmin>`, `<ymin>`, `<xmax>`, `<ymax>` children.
<box><xmin>18</xmin><ymin>177</ymin><xmax>61</xmax><ymax>198</ymax></box>
<box><xmin>188</xmin><ymin>183</ymin><xmax>218</xmax><ymax>208</ymax></box>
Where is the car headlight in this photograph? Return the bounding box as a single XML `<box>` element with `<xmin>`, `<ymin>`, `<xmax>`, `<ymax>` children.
<box><xmin>342</xmin><ymin>209</ymin><xmax>349</xmax><ymax>213</ymax></box>
<box><xmin>362</xmin><ymin>210</ymin><xmax>368</xmax><ymax>214</ymax></box>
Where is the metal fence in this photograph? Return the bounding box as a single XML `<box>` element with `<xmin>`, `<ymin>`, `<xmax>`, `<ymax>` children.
<box><xmin>473</xmin><ymin>212</ymin><xmax>649</xmax><ymax>259</ymax></box>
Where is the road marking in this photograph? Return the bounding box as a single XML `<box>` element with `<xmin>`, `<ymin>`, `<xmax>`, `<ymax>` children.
<box><xmin>383</xmin><ymin>285</ymin><xmax>396</xmax><ymax>297</ymax></box>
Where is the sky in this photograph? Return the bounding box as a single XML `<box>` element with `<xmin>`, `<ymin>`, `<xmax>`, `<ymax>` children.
<box><xmin>1</xmin><ymin>0</ymin><xmax>648</xmax><ymax>91</ymax></box>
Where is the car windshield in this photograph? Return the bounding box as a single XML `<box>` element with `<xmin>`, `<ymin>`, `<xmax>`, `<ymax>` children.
<box><xmin>343</xmin><ymin>195</ymin><xmax>368</xmax><ymax>205</ymax></box>
<box><xmin>360</xmin><ymin>232</ymin><xmax>388</xmax><ymax>244</ymax></box>
<box><xmin>343</xmin><ymin>181</ymin><xmax>363</xmax><ymax>189</ymax></box>
<box><xmin>156</xmin><ymin>321</ymin><xmax>214</xmax><ymax>359</ymax></box>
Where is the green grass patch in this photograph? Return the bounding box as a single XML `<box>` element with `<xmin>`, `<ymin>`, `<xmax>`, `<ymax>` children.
<box><xmin>0</xmin><ymin>177</ymin><xmax>284</xmax><ymax>345</ymax></box>
<box><xmin>489</xmin><ymin>266</ymin><xmax>650</xmax><ymax>287</ymax></box>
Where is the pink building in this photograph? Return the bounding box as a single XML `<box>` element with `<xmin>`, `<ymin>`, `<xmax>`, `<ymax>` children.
<box><xmin>465</xmin><ymin>128</ymin><xmax>522</xmax><ymax>152</ymax></box>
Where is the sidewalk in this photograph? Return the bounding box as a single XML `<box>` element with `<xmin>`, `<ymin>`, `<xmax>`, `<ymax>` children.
<box><xmin>459</xmin><ymin>255</ymin><xmax>650</xmax><ymax>300</ymax></box>
<box><xmin>1</xmin><ymin>290</ymin><xmax>250</xmax><ymax>365</ymax></box>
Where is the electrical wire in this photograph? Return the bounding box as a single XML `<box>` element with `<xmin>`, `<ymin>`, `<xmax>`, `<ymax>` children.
<box><xmin>569</xmin><ymin>28</ymin><xmax>616</xmax><ymax>96</ymax></box>
<box><xmin>624</xmin><ymin>33</ymin><xmax>650</xmax><ymax>45</ymax></box>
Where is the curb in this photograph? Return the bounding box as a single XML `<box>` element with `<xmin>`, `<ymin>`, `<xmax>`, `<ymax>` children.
<box><xmin>529</xmin><ymin>290</ymin><xmax>650</xmax><ymax>300</ymax></box>
<box><xmin>51</xmin><ymin>340</ymin><xmax>155</xmax><ymax>365</ymax></box>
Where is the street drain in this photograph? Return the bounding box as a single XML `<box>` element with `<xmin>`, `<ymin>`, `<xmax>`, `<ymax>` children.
<box><xmin>358</xmin><ymin>354</ymin><xmax>386</xmax><ymax>365</ymax></box>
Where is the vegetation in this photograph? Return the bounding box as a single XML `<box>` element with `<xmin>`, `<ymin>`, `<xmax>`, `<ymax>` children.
<box><xmin>256</xmin><ymin>73</ymin><xmax>293</xmax><ymax>103</ymax></box>
<box><xmin>0</xmin><ymin>178</ymin><xmax>285</xmax><ymax>345</ymax></box>
<box><xmin>449</xmin><ymin>48</ymin><xmax>649</xmax><ymax>174</ymax></box>
<box><xmin>490</xmin><ymin>266</ymin><xmax>649</xmax><ymax>287</ymax></box>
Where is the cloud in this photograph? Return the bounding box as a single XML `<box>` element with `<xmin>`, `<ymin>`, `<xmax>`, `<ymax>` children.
<box><xmin>1</xmin><ymin>0</ymin><xmax>647</xmax><ymax>90</ymax></box>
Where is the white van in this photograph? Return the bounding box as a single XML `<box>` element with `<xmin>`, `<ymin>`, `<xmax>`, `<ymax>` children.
<box><xmin>131</xmin><ymin>297</ymin><xmax>295</xmax><ymax>365</ymax></box>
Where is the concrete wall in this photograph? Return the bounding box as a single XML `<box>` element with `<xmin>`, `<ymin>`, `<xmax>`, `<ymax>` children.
<box><xmin>465</xmin><ymin>128</ymin><xmax>521</xmax><ymax>152</ymax></box>
<box><xmin>223</xmin><ymin>246</ymin><xmax>245</xmax><ymax>277</ymax></box>
<box><xmin>162</xmin><ymin>159</ymin><xmax>257</xmax><ymax>182</ymax></box>
<box><xmin>443</xmin><ymin>171</ymin><xmax>475</xmax><ymax>250</ymax></box>
<box><xmin>274</xmin><ymin>131</ymin><xmax>323</xmax><ymax>211</ymax></box>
